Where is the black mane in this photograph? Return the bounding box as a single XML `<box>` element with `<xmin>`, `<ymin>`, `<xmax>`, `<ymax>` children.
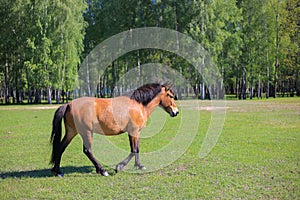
<box><xmin>128</xmin><ymin>83</ymin><xmax>163</xmax><ymax>106</ymax></box>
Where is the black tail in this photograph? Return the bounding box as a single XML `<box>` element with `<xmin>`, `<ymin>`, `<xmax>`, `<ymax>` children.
<box><xmin>50</xmin><ymin>104</ymin><xmax>68</xmax><ymax>165</ymax></box>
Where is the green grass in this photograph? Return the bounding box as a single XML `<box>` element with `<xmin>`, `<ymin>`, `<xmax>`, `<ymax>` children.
<box><xmin>0</xmin><ymin>98</ymin><xmax>299</xmax><ymax>199</ymax></box>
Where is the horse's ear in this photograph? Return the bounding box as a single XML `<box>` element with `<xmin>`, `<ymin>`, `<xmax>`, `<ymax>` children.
<box><xmin>164</xmin><ymin>86</ymin><xmax>170</xmax><ymax>91</ymax></box>
<box><xmin>162</xmin><ymin>81</ymin><xmax>173</xmax><ymax>91</ymax></box>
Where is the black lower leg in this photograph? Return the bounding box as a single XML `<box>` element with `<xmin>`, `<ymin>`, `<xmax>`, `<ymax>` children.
<box><xmin>51</xmin><ymin>137</ymin><xmax>70</xmax><ymax>176</ymax></box>
<box><xmin>115</xmin><ymin>153</ymin><xmax>135</xmax><ymax>172</ymax></box>
<box><xmin>134</xmin><ymin>153</ymin><xmax>146</xmax><ymax>170</ymax></box>
<box><xmin>51</xmin><ymin>156</ymin><xmax>63</xmax><ymax>176</ymax></box>
<box><xmin>83</xmin><ymin>145</ymin><xmax>108</xmax><ymax>176</ymax></box>
<box><xmin>115</xmin><ymin>134</ymin><xmax>145</xmax><ymax>172</ymax></box>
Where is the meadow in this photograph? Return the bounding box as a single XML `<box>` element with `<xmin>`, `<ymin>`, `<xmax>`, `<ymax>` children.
<box><xmin>0</xmin><ymin>98</ymin><xmax>299</xmax><ymax>199</ymax></box>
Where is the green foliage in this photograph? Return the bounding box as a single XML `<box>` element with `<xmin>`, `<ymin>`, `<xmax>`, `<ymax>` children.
<box><xmin>0</xmin><ymin>0</ymin><xmax>87</xmax><ymax>103</ymax></box>
<box><xmin>0</xmin><ymin>0</ymin><xmax>299</xmax><ymax>103</ymax></box>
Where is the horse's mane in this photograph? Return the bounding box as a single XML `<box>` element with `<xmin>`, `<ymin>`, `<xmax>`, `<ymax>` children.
<box><xmin>127</xmin><ymin>83</ymin><xmax>168</xmax><ymax>106</ymax></box>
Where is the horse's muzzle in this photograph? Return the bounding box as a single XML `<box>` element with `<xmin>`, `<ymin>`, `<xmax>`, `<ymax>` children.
<box><xmin>170</xmin><ymin>107</ymin><xmax>179</xmax><ymax>117</ymax></box>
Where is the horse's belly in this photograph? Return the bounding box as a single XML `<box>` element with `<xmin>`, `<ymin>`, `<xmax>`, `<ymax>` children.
<box><xmin>93</xmin><ymin>121</ymin><xmax>125</xmax><ymax>136</ymax></box>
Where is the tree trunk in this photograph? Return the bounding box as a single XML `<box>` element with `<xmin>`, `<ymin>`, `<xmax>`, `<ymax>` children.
<box><xmin>201</xmin><ymin>81</ymin><xmax>205</xmax><ymax>100</ymax></box>
<box><xmin>242</xmin><ymin>67</ymin><xmax>247</xmax><ymax>99</ymax></box>
<box><xmin>34</xmin><ymin>89</ymin><xmax>41</xmax><ymax>103</ymax></box>
<box><xmin>47</xmin><ymin>87</ymin><xmax>52</xmax><ymax>104</ymax></box>
<box><xmin>266</xmin><ymin>47</ymin><xmax>270</xmax><ymax>99</ymax></box>
<box><xmin>66</xmin><ymin>90</ymin><xmax>69</xmax><ymax>103</ymax></box>
<box><xmin>236</xmin><ymin>75</ymin><xmax>239</xmax><ymax>99</ymax></box>
<box><xmin>274</xmin><ymin>12</ymin><xmax>279</xmax><ymax>98</ymax></box>
<box><xmin>86</xmin><ymin>55</ymin><xmax>91</xmax><ymax>97</ymax></box>
<box><xmin>56</xmin><ymin>90</ymin><xmax>61</xmax><ymax>104</ymax></box>
<box><xmin>257</xmin><ymin>74</ymin><xmax>262</xmax><ymax>99</ymax></box>
<box><xmin>26</xmin><ymin>73</ymin><xmax>32</xmax><ymax>104</ymax></box>
<box><xmin>296</xmin><ymin>69</ymin><xmax>300</xmax><ymax>97</ymax></box>
<box><xmin>137</xmin><ymin>50</ymin><xmax>141</xmax><ymax>86</ymax></box>
<box><xmin>4</xmin><ymin>61</ymin><xmax>9</xmax><ymax>104</ymax></box>
<box><xmin>173</xmin><ymin>0</ymin><xmax>180</xmax><ymax>50</ymax></box>
<box><xmin>264</xmin><ymin>12</ymin><xmax>270</xmax><ymax>99</ymax></box>
<box><xmin>110</xmin><ymin>61</ymin><xmax>116</xmax><ymax>98</ymax></box>
<box><xmin>177</xmin><ymin>86</ymin><xmax>182</xmax><ymax>100</ymax></box>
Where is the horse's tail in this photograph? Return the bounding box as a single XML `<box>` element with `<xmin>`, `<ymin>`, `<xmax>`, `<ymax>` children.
<box><xmin>50</xmin><ymin>104</ymin><xmax>68</xmax><ymax>165</ymax></box>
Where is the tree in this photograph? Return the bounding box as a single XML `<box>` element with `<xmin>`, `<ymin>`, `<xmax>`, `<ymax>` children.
<box><xmin>278</xmin><ymin>0</ymin><xmax>299</xmax><ymax>97</ymax></box>
<box><xmin>1</xmin><ymin>0</ymin><xmax>298</xmax><ymax>103</ymax></box>
<box><xmin>188</xmin><ymin>0</ymin><xmax>242</xmax><ymax>99</ymax></box>
<box><xmin>0</xmin><ymin>0</ymin><xmax>87</xmax><ymax>104</ymax></box>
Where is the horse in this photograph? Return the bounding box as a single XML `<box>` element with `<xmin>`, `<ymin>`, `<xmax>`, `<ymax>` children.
<box><xmin>50</xmin><ymin>83</ymin><xmax>179</xmax><ymax>177</ymax></box>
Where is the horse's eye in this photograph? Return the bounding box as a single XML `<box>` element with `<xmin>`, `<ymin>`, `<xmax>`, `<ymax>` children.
<box><xmin>167</xmin><ymin>94</ymin><xmax>174</xmax><ymax>99</ymax></box>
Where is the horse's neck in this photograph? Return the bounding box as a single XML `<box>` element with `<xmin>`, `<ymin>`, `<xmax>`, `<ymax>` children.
<box><xmin>145</xmin><ymin>95</ymin><xmax>161</xmax><ymax>118</ymax></box>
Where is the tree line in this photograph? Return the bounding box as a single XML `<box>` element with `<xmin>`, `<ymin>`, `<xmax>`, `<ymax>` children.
<box><xmin>0</xmin><ymin>0</ymin><xmax>299</xmax><ymax>104</ymax></box>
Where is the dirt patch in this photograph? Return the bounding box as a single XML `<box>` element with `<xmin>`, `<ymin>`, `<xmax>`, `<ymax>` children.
<box><xmin>225</xmin><ymin>100</ymin><xmax>300</xmax><ymax>113</ymax></box>
<box><xmin>197</xmin><ymin>106</ymin><xmax>229</xmax><ymax>111</ymax></box>
<box><xmin>0</xmin><ymin>105</ymin><xmax>59</xmax><ymax>110</ymax></box>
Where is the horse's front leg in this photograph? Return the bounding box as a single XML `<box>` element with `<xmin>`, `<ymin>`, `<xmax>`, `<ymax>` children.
<box><xmin>115</xmin><ymin>134</ymin><xmax>146</xmax><ymax>172</ymax></box>
<box><xmin>133</xmin><ymin>151</ymin><xmax>146</xmax><ymax>170</ymax></box>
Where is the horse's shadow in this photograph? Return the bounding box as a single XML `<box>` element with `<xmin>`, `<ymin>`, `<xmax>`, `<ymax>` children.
<box><xmin>1</xmin><ymin>166</ymin><xmax>116</xmax><ymax>179</ymax></box>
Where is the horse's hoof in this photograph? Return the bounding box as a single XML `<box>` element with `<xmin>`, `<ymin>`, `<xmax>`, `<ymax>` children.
<box><xmin>135</xmin><ymin>164</ymin><xmax>146</xmax><ymax>170</ymax></box>
<box><xmin>96</xmin><ymin>168</ymin><xmax>109</xmax><ymax>176</ymax></box>
<box><xmin>115</xmin><ymin>163</ymin><xmax>124</xmax><ymax>173</ymax></box>
<box><xmin>51</xmin><ymin>169</ymin><xmax>64</xmax><ymax>177</ymax></box>
<box><xmin>51</xmin><ymin>171</ymin><xmax>64</xmax><ymax>177</ymax></box>
<box><xmin>102</xmin><ymin>171</ymin><xmax>109</xmax><ymax>177</ymax></box>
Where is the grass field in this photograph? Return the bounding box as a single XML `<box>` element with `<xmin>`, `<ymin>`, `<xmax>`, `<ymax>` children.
<box><xmin>0</xmin><ymin>98</ymin><xmax>299</xmax><ymax>199</ymax></box>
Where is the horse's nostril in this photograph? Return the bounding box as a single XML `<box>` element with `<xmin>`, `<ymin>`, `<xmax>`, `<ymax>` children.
<box><xmin>171</xmin><ymin>110</ymin><xmax>179</xmax><ymax>117</ymax></box>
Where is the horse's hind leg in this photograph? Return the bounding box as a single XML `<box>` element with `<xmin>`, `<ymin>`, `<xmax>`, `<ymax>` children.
<box><xmin>81</xmin><ymin>132</ymin><xmax>109</xmax><ymax>176</ymax></box>
<box><xmin>51</xmin><ymin>128</ymin><xmax>76</xmax><ymax>176</ymax></box>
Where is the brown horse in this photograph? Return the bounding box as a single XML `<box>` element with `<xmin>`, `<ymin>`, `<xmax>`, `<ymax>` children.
<box><xmin>50</xmin><ymin>83</ymin><xmax>179</xmax><ymax>176</ymax></box>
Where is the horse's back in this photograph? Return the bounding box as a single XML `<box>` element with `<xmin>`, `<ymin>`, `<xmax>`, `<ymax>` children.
<box><xmin>69</xmin><ymin>97</ymin><xmax>97</xmax><ymax>119</ymax></box>
<box><xmin>68</xmin><ymin>96</ymin><xmax>133</xmax><ymax>135</ymax></box>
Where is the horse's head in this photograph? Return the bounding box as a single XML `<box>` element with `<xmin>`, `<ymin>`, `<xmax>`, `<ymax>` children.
<box><xmin>160</xmin><ymin>86</ymin><xmax>179</xmax><ymax>117</ymax></box>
